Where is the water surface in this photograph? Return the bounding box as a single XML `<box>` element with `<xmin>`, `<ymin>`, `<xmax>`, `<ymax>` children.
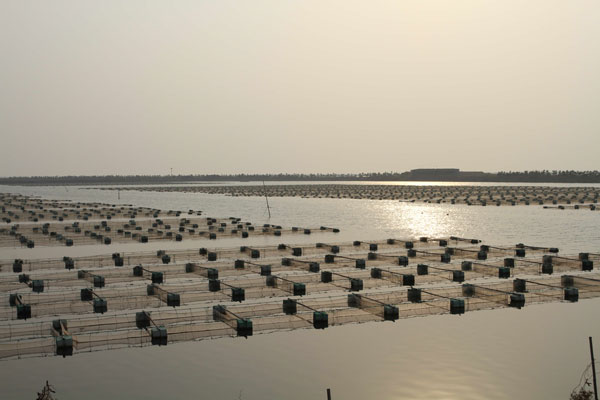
<box><xmin>0</xmin><ymin>183</ymin><xmax>598</xmax><ymax>399</ymax></box>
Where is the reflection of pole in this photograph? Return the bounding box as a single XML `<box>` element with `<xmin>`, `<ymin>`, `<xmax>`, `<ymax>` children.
<box><xmin>263</xmin><ymin>181</ymin><xmax>271</xmax><ymax>218</ymax></box>
<box><xmin>118</xmin><ymin>189</ymin><xmax>120</xmax><ymax>200</ymax></box>
<box><xmin>591</xmin><ymin>337</ymin><xmax>598</xmax><ymax>400</ymax></box>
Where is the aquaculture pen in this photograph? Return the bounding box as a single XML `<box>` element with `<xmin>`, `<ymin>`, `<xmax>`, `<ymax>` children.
<box><xmin>319</xmin><ymin>226</ymin><xmax>340</xmax><ymax>233</ymax></box>
<box><xmin>467</xmin><ymin>261</ymin><xmax>512</xmax><ymax>279</ymax></box>
<box><xmin>4</xmin><ymin>218</ymin><xmax>600</xmax><ymax>361</ymax></box>
<box><xmin>365</xmin><ymin>252</ymin><xmax>409</xmax><ymax>266</ymax></box>
<box><xmin>185</xmin><ymin>263</ymin><xmax>219</xmax><ymax>279</ymax></box>
<box><xmin>266</xmin><ymin>275</ymin><xmax>306</xmax><ymax>296</ymax></box>
<box><xmin>136</xmin><ymin>310</ymin><xmax>169</xmax><ymax>346</ymax></box>
<box><xmin>462</xmin><ymin>284</ymin><xmax>525</xmax><ymax>309</ymax></box>
<box><xmin>234</xmin><ymin>260</ymin><xmax>272</xmax><ymax>276</ymax></box>
<box><xmin>449</xmin><ymin>236</ymin><xmax>481</xmax><ymax>244</ymax></box>
<box><xmin>347</xmin><ymin>293</ymin><xmax>399</xmax><ymax>321</ymax></box>
<box><xmin>80</xmin><ymin>288</ymin><xmax>108</xmax><ymax>313</ymax></box>
<box><xmin>210</xmin><ymin>280</ymin><xmax>246</xmax><ymax>302</ymax></box>
<box><xmin>24</xmin><ymin>277</ymin><xmax>44</xmax><ymax>293</ymax></box>
<box><xmin>52</xmin><ymin>318</ymin><xmax>75</xmax><ymax>357</ymax></box>
<box><xmin>448</xmin><ymin>247</ymin><xmax>490</xmax><ymax>261</ymax></box>
<box><xmin>419</xmin><ymin>264</ymin><xmax>465</xmax><ymax>283</ymax></box>
<box><xmin>240</xmin><ymin>246</ymin><xmax>262</xmax><ymax>259</ymax></box>
<box><xmin>316</xmin><ymin>243</ymin><xmax>341</xmax><ymax>253</ymax></box>
<box><xmin>370</xmin><ymin>268</ymin><xmax>415</xmax><ymax>286</ymax></box>
<box><xmin>1</xmin><ymin>272</ymin><xmax>599</xmax><ymax>359</ymax></box>
<box><xmin>9</xmin><ymin>293</ymin><xmax>31</xmax><ymax>319</ymax></box>
<box><xmin>277</xmin><ymin>243</ymin><xmax>303</xmax><ymax>256</ymax></box>
<box><xmin>510</xmin><ymin>257</ymin><xmax>555</xmax><ymax>274</ymax></box>
<box><xmin>320</xmin><ymin>270</ymin><xmax>363</xmax><ymax>291</ymax></box>
<box><xmin>552</xmin><ymin>255</ymin><xmax>594</xmax><ymax>271</ymax></box>
<box><xmin>512</xmin><ymin>278</ymin><xmax>579</xmax><ymax>302</ymax></box>
<box><xmin>384</xmin><ymin>238</ymin><xmax>415</xmax><ymax>248</ymax></box>
<box><xmin>333</xmin><ymin>255</ymin><xmax>367</xmax><ymax>269</ymax></box>
<box><xmin>281</xmin><ymin>257</ymin><xmax>320</xmax><ymax>272</ymax></box>
<box><xmin>213</xmin><ymin>305</ymin><xmax>253</xmax><ymax>337</ymax></box>
<box><xmin>353</xmin><ymin>240</ymin><xmax>380</xmax><ymax>251</ymax></box>
<box><xmin>410</xmin><ymin>249</ymin><xmax>451</xmax><ymax>263</ymax></box>
<box><xmin>515</xmin><ymin>244</ymin><xmax>560</xmax><ymax>253</ymax></box>
<box><xmin>561</xmin><ymin>276</ymin><xmax>600</xmax><ymax>291</ymax></box>
<box><xmin>133</xmin><ymin>265</ymin><xmax>165</xmax><ymax>284</ymax></box>
<box><xmin>282</xmin><ymin>298</ymin><xmax>329</xmax><ymax>329</ymax></box>
<box><xmin>77</xmin><ymin>270</ymin><xmax>106</xmax><ymax>288</ymax></box>
<box><xmin>412</xmin><ymin>288</ymin><xmax>466</xmax><ymax>315</ymax></box>
<box><xmin>146</xmin><ymin>285</ymin><xmax>180</xmax><ymax>307</ymax></box>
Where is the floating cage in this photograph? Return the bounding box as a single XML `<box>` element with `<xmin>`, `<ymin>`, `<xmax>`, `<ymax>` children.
<box><xmin>0</xmin><ymin>231</ymin><xmax>598</xmax><ymax>359</ymax></box>
<box><xmin>347</xmin><ymin>294</ymin><xmax>399</xmax><ymax>321</ymax></box>
<box><xmin>213</xmin><ymin>305</ymin><xmax>253</xmax><ymax>337</ymax></box>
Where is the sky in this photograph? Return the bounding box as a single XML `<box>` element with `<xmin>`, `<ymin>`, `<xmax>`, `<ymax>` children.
<box><xmin>1</xmin><ymin>1</ymin><xmax>599</xmax><ymax>177</ymax></box>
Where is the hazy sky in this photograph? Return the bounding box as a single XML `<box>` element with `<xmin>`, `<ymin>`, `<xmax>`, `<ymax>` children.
<box><xmin>1</xmin><ymin>1</ymin><xmax>599</xmax><ymax>176</ymax></box>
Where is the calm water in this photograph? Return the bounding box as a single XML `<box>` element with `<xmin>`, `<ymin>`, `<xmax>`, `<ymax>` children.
<box><xmin>1</xmin><ymin>183</ymin><xmax>599</xmax><ymax>399</ymax></box>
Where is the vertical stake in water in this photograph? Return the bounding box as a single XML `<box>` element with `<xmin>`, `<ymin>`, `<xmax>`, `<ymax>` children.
<box><xmin>326</xmin><ymin>388</ymin><xmax>332</xmax><ymax>400</ymax></box>
<box><xmin>263</xmin><ymin>181</ymin><xmax>271</xmax><ymax>219</ymax></box>
<box><xmin>591</xmin><ymin>336</ymin><xmax>598</xmax><ymax>400</ymax></box>
<box><xmin>118</xmin><ymin>189</ymin><xmax>120</xmax><ymax>200</ymax></box>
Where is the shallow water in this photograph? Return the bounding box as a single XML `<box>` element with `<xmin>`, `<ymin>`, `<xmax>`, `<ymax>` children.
<box><xmin>0</xmin><ymin>183</ymin><xmax>599</xmax><ymax>399</ymax></box>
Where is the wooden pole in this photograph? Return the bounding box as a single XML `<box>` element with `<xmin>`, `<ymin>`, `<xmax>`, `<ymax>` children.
<box><xmin>326</xmin><ymin>388</ymin><xmax>331</xmax><ymax>400</ymax></box>
<box><xmin>591</xmin><ymin>337</ymin><xmax>598</xmax><ymax>400</ymax></box>
<box><xmin>263</xmin><ymin>181</ymin><xmax>271</xmax><ymax>218</ymax></box>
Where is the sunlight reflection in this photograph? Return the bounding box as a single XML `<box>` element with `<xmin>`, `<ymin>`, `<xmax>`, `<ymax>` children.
<box><xmin>377</xmin><ymin>201</ymin><xmax>458</xmax><ymax>239</ymax></box>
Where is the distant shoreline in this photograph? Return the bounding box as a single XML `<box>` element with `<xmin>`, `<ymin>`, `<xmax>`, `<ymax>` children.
<box><xmin>1</xmin><ymin>170</ymin><xmax>600</xmax><ymax>185</ymax></box>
